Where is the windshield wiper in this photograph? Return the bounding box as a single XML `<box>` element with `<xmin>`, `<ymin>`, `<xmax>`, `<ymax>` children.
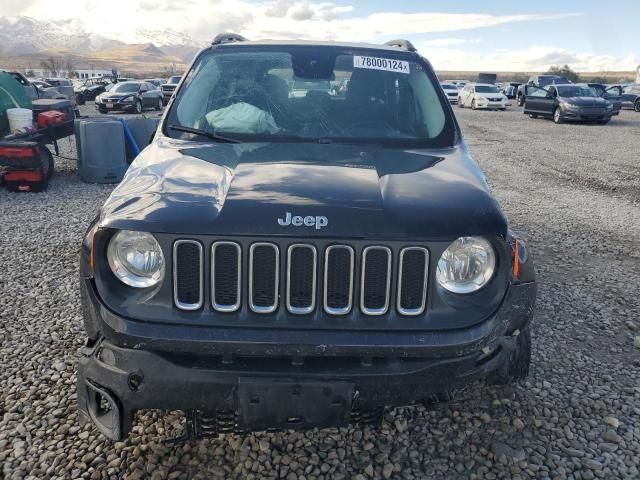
<box><xmin>167</xmin><ymin>124</ymin><xmax>241</xmax><ymax>143</ymax></box>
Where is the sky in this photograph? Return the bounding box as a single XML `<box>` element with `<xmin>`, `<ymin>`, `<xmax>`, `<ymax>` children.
<box><xmin>3</xmin><ymin>0</ymin><xmax>640</xmax><ymax>71</ymax></box>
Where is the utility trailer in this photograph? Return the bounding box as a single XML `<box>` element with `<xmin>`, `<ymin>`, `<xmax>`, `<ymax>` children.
<box><xmin>0</xmin><ymin>119</ymin><xmax>74</xmax><ymax>192</ymax></box>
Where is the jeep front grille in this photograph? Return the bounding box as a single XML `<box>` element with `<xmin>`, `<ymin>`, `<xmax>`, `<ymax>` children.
<box><xmin>324</xmin><ymin>245</ymin><xmax>354</xmax><ymax>315</ymax></box>
<box><xmin>172</xmin><ymin>240</ymin><xmax>430</xmax><ymax>318</ymax></box>
<box><xmin>249</xmin><ymin>243</ymin><xmax>279</xmax><ymax>313</ymax></box>
<box><xmin>286</xmin><ymin>244</ymin><xmax>317</xmax><ymax>314</ymax></box>
<box><xmin>397</xmin><ymin>247</ymin><xmax>429</xmax><ymax>316</ymax></box>
<box><xmin>173</xmin><ymin>240</ymin><xmax>203</xmax><ymax>310</ymax></box>
<box><xmin>211</xmin><ymin>242</ymin><xmax>241</xmax><ymax>312</ymax></box>
<box><xmin>360</xmin><ymin>246</ymin><xmax>392</xmax><ymax>315</ymax></box>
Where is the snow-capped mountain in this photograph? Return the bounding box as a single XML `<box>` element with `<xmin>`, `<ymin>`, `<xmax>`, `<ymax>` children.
<box><xmin>0</xmin><ymin>15</ymin><xmax>202</xmax><ymax>63</ymax></box>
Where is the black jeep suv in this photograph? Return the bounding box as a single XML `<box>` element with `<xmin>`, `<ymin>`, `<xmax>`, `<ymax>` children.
<box><xmin>78</xmin><ymin>34</ymin><xmax>536</xmax><ymax>441</ymax></box>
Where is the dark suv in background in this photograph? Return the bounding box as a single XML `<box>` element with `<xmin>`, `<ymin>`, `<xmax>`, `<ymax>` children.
<box><xmin>161</xmin><ymin>75</ymin><xmax>182</xmax><ymax>103</ymax></box>
<box><xmin>78</xmin><ymin>34</ymin><xmax>536</xmax><ymax>441</ymax></box>
<box><xmin>517</xmin><ymin>75</ymin><xmax>571</xmax><ymax>106</ymax></box>
<box><xmin>620</xmin><ymin>84</ymin><xmax>640</xmax><ymax>112</ymax></box>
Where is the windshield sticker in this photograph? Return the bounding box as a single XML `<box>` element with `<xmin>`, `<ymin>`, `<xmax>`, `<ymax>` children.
<box><xmin>353</xmin><ymin>56</ymin><xmax>410</xmax><ymax>74</ymax></box>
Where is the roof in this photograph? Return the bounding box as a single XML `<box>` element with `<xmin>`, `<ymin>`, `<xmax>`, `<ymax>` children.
<box><xmin>211</xmin><ymin>38</ymin><xmax>418</xmax><ymax>53</ymax></box>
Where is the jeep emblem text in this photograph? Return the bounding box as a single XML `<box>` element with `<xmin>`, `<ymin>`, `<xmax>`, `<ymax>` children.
<box><xmin>277</xmin><ymin>212</ymin><xmax>328</xmax><ymax>230</ymax></box>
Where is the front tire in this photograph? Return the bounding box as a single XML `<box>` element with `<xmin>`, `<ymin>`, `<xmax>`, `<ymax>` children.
<box><xmin>134</xmin><ymin>100</ymin><xmax>143</xmax><ymax>114</ymax></box>
<box><xmin>553</xmin><ymin>107</ymin><xmax>563</xmax><ymax>124</ymax></box>
<box><xmin>634</xmin><ymin>100</ymin><xmax>640</xmax><ymax>112</ymax></box>
<box><xmin>41</xmin><ymin>147</ymin><xmax>54</xmax><ymax>181</ymax></box>
<box><xmin>488</xmin><ymin>328</ymin><xmax>531</xmax><ymax>385</ymax></box>
<box><xmin>76</xmin><ymin>93</ymin><xmax>85</xmax><ymax>105</ymax></box>
<box><xmin>471</xmin><ymin>99</ymin><xmax>477</xmax><ymax>110</ymax></box>
<box><xmin>155</xmin><ymin>97</ymin><xmax>163</xmax><ymax>111</ymax></box>
<box><xmin>98</xmin><ymin>107</ymin><xmax>107</xmax><ymax>114</ymax></box>
<box><xmin>529</xmin><ymin>114</ymin><xmax>538</xmax><ymax>119</ymax></box>
<box><xmin>517</xmin><ymin>94</ymin><xmax>525</xmax><ymax>106</ymax></box>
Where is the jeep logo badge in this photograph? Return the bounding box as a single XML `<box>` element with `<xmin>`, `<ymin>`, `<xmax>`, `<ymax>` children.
<box><xmin>277</xmin><ymin>212</ymin><xmax>328</xmax><ymax>230</ymax></box>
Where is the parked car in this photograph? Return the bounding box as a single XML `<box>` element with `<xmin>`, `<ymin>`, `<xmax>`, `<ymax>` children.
<box><xmin>444</xmin><ymin>79</ymin><xmax>468</xmax><ymax>90</ymax></box>
<box><xmin>458</xmin><ymin>83</ymin><xmax>508</xmax><ymax>110</ymax></box>
<box><xmin>440</xmin><ymin>83</ymin><xmax>459</xmax><ymax>104</ymax></box>
<box><xmin>143</xmin><ymin>78</ymin><xmax>167</xmax><ymax>88</ymax></box>
<box><xmin>583</xmin><ymin>83</ymin><xmax>622</xmax><ymax>115</ymax></box>
<box><xmin>1</xmin><ymin>70</ymin><xmax>69</xmax><ymax>102</ymax></box>
<box><xmin>517</xmin><ymin>75</ymin><xmax>571</xmax><ymax>106</ymax></box>
<box><xmin>95</xmin><ymin>81</ymin><xmax>163</xmax><ymax>114</ymax></box>
<box><xmin>75</xmin><ymin>78</ymin><xmax>112</xmax><ymax>105</ymax></box>
<box><xmin>77</xmin><ymin>34</ymin><xmax>535</xmax><ymax>441</ymax></box>
<box><xmin>161</xmin><ymin>75</ymin><xmax>182</xmax><ymax>103</ymax></box>
<box><xmin>501</xmin><ymin>82</ymin><xmax>522</xmax><ymax>99</ymax></box>
<box><xmin>524</xmin><ymin>84</ymin><xmax>613</xmax><ymax>124</ymax></box>
<box><xmin>620</xmin><ymin>84</ymin><xmax>640</xmax><ymax>112</ymax></box>
<box><xmin>289</xmin><ymin>79</ymin><xmax>332</xmax><ymax>98</ymax></box>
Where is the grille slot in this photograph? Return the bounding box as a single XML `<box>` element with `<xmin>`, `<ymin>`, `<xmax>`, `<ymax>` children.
<box><xmin>360</xmin><ymin>246</ymin><xmax>391</xmax><ymax>316</ymax></box>
<box><xmin>173</xmin><ymin>240</ymin><xmax>203</xmax><ymax>310</ymax></box>
<box><xmin>397</xmin><ymin>247</ymin><xmax>429</xmax><ymax>316</ymax></box>
<box><xmin>249</xmin><ymin>243</ymin><xmax>279</xmax><ymax>313</ymax></box>
<box><xmin>211</xmin><ymin>242</ymin><xmax>241</xmax><ymax>312</ymax></box>
<box><xmin>286</xmin><ymin>244</ymin><xmax>317</xmax><ymax>314</ymax></box>
<box><xmin>323</xmin><ymin>245</ymin><xmax>354</xmax><ymax>315</ymax></box>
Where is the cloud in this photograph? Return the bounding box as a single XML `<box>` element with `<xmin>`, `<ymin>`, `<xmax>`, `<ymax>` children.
<box><xmin>0</xmin><ymin>0</ymin><xmax>39</xmax><ymax>16</ymax></box>
<box><xmin>422</xmin><ymin>45</ymin><xmax>640</xmax><ymax>72</ymax></box>
<box><xmin>422</xmin><ymin>38</ymin><xmax>482</xmax><ymax>47</ymax></box>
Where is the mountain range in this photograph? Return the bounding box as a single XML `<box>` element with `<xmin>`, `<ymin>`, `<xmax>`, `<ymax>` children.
<box><xmin>0</xmin><ymin>16</ymin><xmax>202</xmax><ymax>73</ymax></box>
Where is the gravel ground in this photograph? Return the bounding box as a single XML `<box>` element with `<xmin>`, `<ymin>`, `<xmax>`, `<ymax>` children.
<box><xmin>1</xmin><ymin>105</ymin><xmax>639</xmax><ymax>479</ymax></box>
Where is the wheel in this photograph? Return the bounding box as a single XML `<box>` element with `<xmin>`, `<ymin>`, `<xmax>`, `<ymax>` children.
<box><xmin>553</xmin><ymin>108</ymin><xmax>563</xmax><ymax>124</ymax></box>
<box><xmin>76</xmin><ymin>93</ymin><xmax>85</xmax><ymax>105</ymax></box>
<box><xmin>41</xmin><ymin>146</ymin><xmax>54</xmax><ymax>181</ymax></box>
<box><xmin>517</xmin><ymin>94</ymin><xmax>524</xmax><ymax>106</ymax></box>
<box><xmin>98</xmin><ymin>107</ymin><xmax>107</xmax><ymax>114</ymax></box>
<box><xmin>529</xmin><ymin>114</ymin><xmax>538</xmax><ymax>119</ymax></box>
<box><xmin>134</xmin><ymin>100</ymin><xmax>143</xmax><ymax>114</ymax></box>
<box><xmin>500</xmin><ymin>108</ymin><xmax>506</xmax><ymax>111</ymax></box>
<box><xmin>488</xmin><ymin>327</ymin><xmax>531</xmax><ymax>385</ymax></box>
<box><xmin>155</xmin><ymin>97</ymin><xmax>163</xmax><ymax>111</ymax></box>
<box><xmin>458</xmin><ymin>99</ymin><xmax>463</xmax><ymax>108</ymax></box>
<box><xmin>471</xmin><ymin>99</ymin><xmax>477</xmax><ymax>110</ymax></box>
<box><xmin>634</xmin><ymin>100</ymin><xmax>640</xmax><ymax>112</ymax></box>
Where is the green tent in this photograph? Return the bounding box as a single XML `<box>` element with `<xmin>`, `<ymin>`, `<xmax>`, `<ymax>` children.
<box><xmin>0</xmin><ymin>71</ymin><xmax>33</xmax><ymax>137</ymax></box>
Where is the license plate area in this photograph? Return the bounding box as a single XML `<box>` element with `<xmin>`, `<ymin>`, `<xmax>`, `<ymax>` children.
<box><xmin>106</xmin><ymin>103</ymin><xmax>113</xmax><ymax>109</ymax></box>
<box><xmin>238</xmin><ymin>378</ymin><xmax>354</xmax><ymax>431</ymax></box>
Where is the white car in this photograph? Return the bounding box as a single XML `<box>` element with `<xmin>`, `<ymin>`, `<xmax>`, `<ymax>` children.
<box><xmin>458</xmin><ymin>83</ymin><xmax>508</xmax><ymax>110</ymax></box>
<box><xmin>440</xmin><ymin>83</ymin><xmax>459</xmax><ymax>104</ymax></box>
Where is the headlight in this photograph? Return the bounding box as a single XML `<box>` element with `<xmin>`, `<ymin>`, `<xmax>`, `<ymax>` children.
<box><xmin>436</xmin><ymin>237</ymin><xmax>496</xmax><ymax>294</ymax></box>
<box><xmin>606</xmin><ymin>104</ymin><xmax>613</xmax><ymax>110</ymax></box>
<box><xmin>563</xmin><ymin>102</ymin><xmax>579</xmax><ymax>110</ymax></box>
<box><xmin>107</xmin><ymin>230</ymin><xmax>165</xmax><ymax>288</ymax></box>
<box><xmin>122</xmin><ymin>96</ymin><xmax>134</xmax><ymax>103</ymax></box>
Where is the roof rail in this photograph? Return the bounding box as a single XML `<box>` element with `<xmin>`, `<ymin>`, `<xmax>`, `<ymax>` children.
<box><xmin>212</xmin><ymin>33</ymin><xmax>248</xmax><ymax>46</ymax></box>
<box><xmin>384</xmin><ymin>39</ymin><xmax>417</xmax><ymax>52</ymax></box>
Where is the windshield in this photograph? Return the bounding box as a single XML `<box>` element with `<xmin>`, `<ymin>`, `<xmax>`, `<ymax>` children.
<box><xmin>475</xmin><ymin>85</ymin><xmax>499</xmax><ymax>93</ymax></box>
<box><xmin>166</xmin><ymin>46</ymin><xmax>454</xmax><ymax>146</ymax></box>
<box><xmin>441</xmin><ymin>84</ymin><xmax>457</xmax><ymax>90</ymax></box>
<box><xmin>557</xmin><ymin>86</ymin><xmax>596</xmax><ymax>97</ymax></box>
<box><xmin>112</xmin><ymin>82</ymin><xmax>140</xmax><ymax>93</ymax></box>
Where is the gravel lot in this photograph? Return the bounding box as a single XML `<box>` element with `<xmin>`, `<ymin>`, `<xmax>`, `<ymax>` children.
<box><xmin>1</xmin><ymin>105</ymin><xmax>639</xmax><ymax>480</ymax></box>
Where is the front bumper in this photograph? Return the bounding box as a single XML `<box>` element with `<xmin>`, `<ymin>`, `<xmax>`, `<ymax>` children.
<box><xmin>562</xmin><ymin>108</ymin><xmax>611</xmax><ymax>122</ymax></box>
<box><xmin>475</xmin><ymin>101</ymin><xmax>507</xmax><ymax>110</ymax></box>
<box><xmin>77</xmin><ymin>278</ymin><xmax>535</xmax><ymax>439</ymax></box>
<box><xmin>95</xmin><ymin>101</ymin><xmax>136</xmax><ymax>112</ymax></box>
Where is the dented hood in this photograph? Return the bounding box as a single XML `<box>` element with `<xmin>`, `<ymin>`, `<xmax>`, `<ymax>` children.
<box><xmin>99</xmin><ymin>136</ymin><xmax>507</xmax><ymax>239</ymax></box>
